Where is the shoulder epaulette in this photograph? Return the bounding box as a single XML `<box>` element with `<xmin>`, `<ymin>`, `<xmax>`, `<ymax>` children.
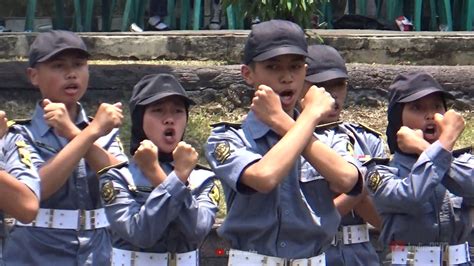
<box><xmin>8</xmin><ymin>118</ymin><xmax>32</xmax><ymax>127</ymax></box>
<box><xmin>315</xmin><ymin>121</ymin><xmax>343</xmax><ymax>131</ymax></box>
<box><xmin>362</xmin><ymin>157</ymin><xmax>390</xmax><ymax>166</ymax></box>
<box><xmin>97</xmin><ymin>161</ymin><xmax>128</xmax><ymax>176</ymax></box>
<box><xmin>210</xmin><ymin>121</ymin><xmax>242</xmax><ymax>129</ymax></box>
<box><xmin>356</xmin><ymin>122</ymin><xmax>383</xmax><ymax>137</ymax></box>
<box><xmin>195</xmin><ymin>163</ymin><xmax>211</xmax><ymax>171</ymax></box>
<box><xmin>453</xmin><ymin>145</ymin><xmax>473</xmax><ymax>157</ymax></box>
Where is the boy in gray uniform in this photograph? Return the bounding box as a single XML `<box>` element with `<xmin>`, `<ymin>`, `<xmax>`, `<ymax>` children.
<box><xmin>366</xmin><ymin>71</ymin><xmax>473</xmax><ymax>265</ymax></box>
<box><xmin>0</xmin><ymin>112</ymin><xmax>40</xmax><ymax>265</ymax></box>
<box><xmin>3</xmin><ymin>30</ymin><xmax>127</xmax><ymax>265</ymax></box>
<box><xmin>98</xmin><ymin>73</ymin><xmax>218</xmax><ymax>266</ymax></box>
<box><xmin>304</xmin><ymin>44</ymin><xmax>383</xmax><ymax>266</ymax></box>
<box><xmin>205</xmin><ymin>19</ymin><xmax>363</xmax><ymax>265</ymax></box>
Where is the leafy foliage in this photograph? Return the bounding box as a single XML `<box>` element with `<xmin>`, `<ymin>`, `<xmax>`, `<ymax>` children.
<box><xmin>221</xmin><ymin>0</ymin><xmax>329</xmax><ymax>28</ymax></box>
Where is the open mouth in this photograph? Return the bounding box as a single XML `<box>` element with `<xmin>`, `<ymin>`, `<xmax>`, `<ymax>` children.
<box><xmin>163</xmin><ymin>128</ymin><xmax>176</xmax><ymax>141</ymax></box>
<box><xmin>64</xmin><ymin>84</ymin><xmax>79</xmax><ymax>94</ymax></box>
<box><xmin>423</xmin><ymin>124</ymin><xmax>437</xmax><ymax>141</ymax></box>
<box><xmin>278</xmin><ymin>89</ymin><xmax>295</xmax><ymax>106</ymax></box>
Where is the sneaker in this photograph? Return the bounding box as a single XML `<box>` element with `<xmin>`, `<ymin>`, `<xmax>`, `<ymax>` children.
<box><xmin>130</xmin><ymin>23</ymin><xmax>143</xmax><ymax>32</ymax></box>
<box><xmin>209</xmin><ymin>20</ymin><xmax>221</xmax><ymax>30</ymax></box>
<box><xmin>148</xmin><ymin>16</ymin><xmax>169</xmax><ymax>31</ymax></box>
<box><xmin>251</xmin><ymin>17</ymin><xmax>261</xmax><ymax>25</ymax></box>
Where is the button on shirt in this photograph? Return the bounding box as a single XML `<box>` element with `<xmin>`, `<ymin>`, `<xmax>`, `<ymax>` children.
<box><xmin>100</xmin><ymin>160</ymin><xmax>218</xmax><ymax>253</ymax></box>
<box><xmin>369</xmin><ymin>140</ymin><xmax>474</xmax><ymax>246</ymax></box>
<box><xmin>205</xmin><ymin>111</ymin><xmax>362</xmax><ymax>259</ymax></box>
<box><xmin>4</xmin><ymin>103</ymin><xmax>127</xmax><ymax>266</ymax></box>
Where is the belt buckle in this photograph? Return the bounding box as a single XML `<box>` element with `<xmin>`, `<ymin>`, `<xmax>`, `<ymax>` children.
<box><xmin>442</xmin><ymin>244</ymin><xmax>450</xmax><ymax>266</ymax></box>
<box><xmin>406</xmin><ymin>246</ymin><xmax>416</xmax><ymax>266</ymax></box>
<box><xmin>48</xmin><ymin>209</ymin><xmax>55</xmax><ymax>228</ymax></box>
<box><xmin>168</xmin><ymin>253</ymin><xmax>177</xmax><ymax>266</ymax></box>
<box><xmin>90</xmin><ymin>210</ymin><xmax>96</xmax><ymax>230</ymax></box>
<box><xmin>78</xmin><ymin>209</ymin><xmax>86</xmax><ymax>231</ymax></box>
<box><xmin>334</xmin><ymin>230</ymin><xmax>344</xmax><ymax>246</ymax></box>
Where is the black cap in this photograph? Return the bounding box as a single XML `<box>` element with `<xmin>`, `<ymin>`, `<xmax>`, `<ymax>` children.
<box><xmin>386</xmin><ymin>71</ymin><xmax>453</xmax><ymax>154</ymax></box>
<box><xmin>243</xmin><ymin>19</ymin><xmax>308</xmax><ymax>65</ymax></box>
<box><xmin>28</xmin><ymin>30</ymin><xmax>90</xmax><ymax>67</ymax></box>
<box><xmin>388</xmin><ymin>72</ymin><xmax>454</xmax><ymax>109</ymax></box>
<box><xmin>129</xmin><ymin>73</ymin><xmax>195</xmax><ymax>115</ymax></box>
<box><xmin>305</xmin><ymin>44</ymin><xmax>348</xmax><ymax>84</ymax></box>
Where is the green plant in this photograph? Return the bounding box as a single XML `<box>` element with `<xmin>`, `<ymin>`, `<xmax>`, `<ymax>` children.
<box><xmin>221</xmin><ymin>0</ymin><xmax>329</xmax><ymax>28</ymax></box>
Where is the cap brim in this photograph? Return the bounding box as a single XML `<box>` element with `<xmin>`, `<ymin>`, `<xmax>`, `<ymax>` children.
<box><xmin>36</xmin><ymin>47</ymin><xmax>90</xmax><ymax>64</ymax></box>
<box><xmin>305</xmin><ymin>69</ymin><xmax>349</xmax><ymax>84</ymax></box>
<box><xmin>399</xmin><ymin>88</ymin><xmax>454</xmax><ymax>103</ymax></box>
<box><xmin>139</xmin><ymin>92</ymin><xmax>195</xmax><ymax>107</ymax></box>
<box><xmin>252</xmin><ymin>46</ymin><xmax>308</xmax><ymax>62</ymax></box>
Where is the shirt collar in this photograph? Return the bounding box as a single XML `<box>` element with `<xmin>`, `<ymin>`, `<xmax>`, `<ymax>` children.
<box><xmin>242</xmin><ymin>111</ymin><xmax>272</xmax><ymax>140</ymax></box>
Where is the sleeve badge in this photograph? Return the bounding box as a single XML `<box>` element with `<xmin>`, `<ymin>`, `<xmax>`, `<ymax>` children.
<box><xmin>208</xmin><ymin>181</ymin><xmax>221</xmax><ymax>206</ymax></box>
<box><xmin>101</xmin><ymin>181</ymin><xmax>117</xmax><ymax>204</ymax></box>
<box><xmin>367</xmin><ymin>170</ymin><xmax>382</xmax><ymax>192</ymax></box>
<box><xmin>15</xmin><ymin>140</ymin><xmax>33</xmax><ymax>169</ymax></box>
<box><xmin>213</xmin><ymin>141</ymin><xmax>232</xmax><ymax>164</ymax></box>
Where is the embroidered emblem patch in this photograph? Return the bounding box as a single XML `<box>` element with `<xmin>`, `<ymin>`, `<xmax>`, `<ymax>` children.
<box><xmin>101</xmin><ymin>181</ymin><xmax>117</xmax><ymax>204</ymax></box>
<box><xmin>367</xmin><ymin>170</ymin><xmax>382</xmax><ymax>192</ymax></box>
<box><xmin>346</xmin><ymin>142</ymin><xmax>355</xmax><ymax>157</ymax></box>
<box><xmin>213</xmin><ymin>141</ymin><xmax>232</xmax><ymax>164</ymax></box>
<box><xmin>15</xmin><ymin>140</ymin><xmax>33</xmax><ymax>169</ymax></box>
<box><xmin>116</xmin><ymin>137</ymin><xmax>124</xmax><ymax>153</ymax></box>
<box><xmin>208</xmin><ymin>182</ymin><xmax>221</xmax><ymax>206</ymax></box>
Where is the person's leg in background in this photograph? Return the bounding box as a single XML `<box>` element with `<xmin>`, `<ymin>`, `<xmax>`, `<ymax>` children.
<box><xmin>331</xmin><ymin>0</ymin><xmax>347</xmax><ymax>20</ymax></box>
<box><xmin>149</xmin><ymin>0</ymin><xmax>170</xmax><ymax>30</ymax></box>
<box><xmin>209</xmin><ymin>0</ymin><xmax>221</xmax><ymax>29</ymax></box>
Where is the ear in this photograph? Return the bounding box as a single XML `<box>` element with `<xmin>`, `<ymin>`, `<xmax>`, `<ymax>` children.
<box><xmin>241</xmin><ymin>64</ymin><xmax>254</xmax><ymax>86</ymax></box>
<box><xmin>27</xmin><ymin>67</ymin><xmax>39</xmax><ymax>87</ymax></box>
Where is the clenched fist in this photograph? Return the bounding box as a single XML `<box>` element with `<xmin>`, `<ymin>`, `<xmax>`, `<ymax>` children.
<box><xmin>172</xmin><ymin>141</ymin><xmax>198</xmax><ymax>184</ymax></box>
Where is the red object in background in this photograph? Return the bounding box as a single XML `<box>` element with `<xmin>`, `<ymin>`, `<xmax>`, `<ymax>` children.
<box><xmin>395</xmin><ymin>16</ymin><xmax>413</xmax><ymax>31</ymax></box>
<box><xmin>215</xmin><ymin>248</ymin><xmax>226</xmax><ymax>256</ymax></box>
<box><xmin>390</xmin><ymin>240</ymin><xmax>407</xmax><ymax>251</ymax></box>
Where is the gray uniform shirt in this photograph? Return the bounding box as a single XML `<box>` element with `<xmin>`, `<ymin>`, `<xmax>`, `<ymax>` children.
<box><xmin>368</xmin><ymin>141</ymin><xmax>474</xmax><ymax>248</ymax></box>
<box><xmin>205</xmin><ymin>111</ymin><xmax>362</xmax><ymax>259</ymax></box>
<box><xmin>0</xmin><ymin>127</ymin><xmax>42</xmax><ymax>266</ymax></box>
<box><xmin>4</xmin><ymin>103</ymin><xmax>127</xmax><ymax>266</ymax></box>
<box><xmin>100</xmin><ymin>160</ymin><xmax>218</xmax><ymax>253</ymax></box>
<box><xmin>321</xmin><ymin>122</ymin><xmax>386</xmax><ymax>266</ymax></box>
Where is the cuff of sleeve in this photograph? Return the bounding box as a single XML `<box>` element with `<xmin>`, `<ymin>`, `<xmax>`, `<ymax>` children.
<box><xmin>424</xmin><ymin>140</ymin><xmax>452</xmax><ymax>177</ymax></box>
<box><xmin>20</xmin><ymin>178</ymin><xmax>41</xmax><ymax>201</ymax></box>
<box><xmin>162</xmin><ymin>172</ymin><xmax>192</xmax><ymax>204</ymax></box>
<box><xmin>346</xmin><ymin>164</ymin><xmax>363</xmax><ymax>196</ymax></box>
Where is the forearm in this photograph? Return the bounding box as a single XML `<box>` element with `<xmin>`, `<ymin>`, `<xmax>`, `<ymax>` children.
<box><xmin>241</xmin><ymin>112</ymin><xmax>318</xmax><ymax>193</ymax></box>
<box><xmin>334</xmin><ymin>193</ymin><xmax>364</xmax><ymax>217</ymax></box>
<box><xmin>39</xmin><ymin>126</ymin><xmax>99</xmax><ymax>199</ymax></box>
<box><xmin>85</xmin><ymin>144</ymin><xmax>122</xmax><ymax>173</ymax></box>
<box><xmin>354</xmin><ymin>195</ymin><xmax>382</xmax><ymax>230</ymax></box>
<box><xmin>0</xmin><ymin>171</ymin><xmax>39</xmax><ymax>223</ymax></box>
<box><xmin>303</xmin><ymin>140</ymin><xmax>359</xmax><ymax>193</ymax></box>
<box><xmin>141</xmin><ymin>163</ymin><xmax>167</xmax><ymax>187</ymax></box>
<box><xmin>268</xmin><ymin>114</ymin><xmax>359</xmax><ymax>193</ymax></box>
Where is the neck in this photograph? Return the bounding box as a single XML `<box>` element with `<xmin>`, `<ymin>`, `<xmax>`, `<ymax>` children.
<box><xmin>66</xmin><ymin>103</ymin><xmax>78</xmax><ymax>123</ymax></box>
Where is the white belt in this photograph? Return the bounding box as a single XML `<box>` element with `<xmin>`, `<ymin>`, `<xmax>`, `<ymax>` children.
<box><xmin>391</xmin><ymin>242</ymin><xmax>470</xmax><ymax>265</ymax></box>
<box><xmin>16</xmin><ymin>208</ymin><xmax>109</xmax><ymax>231</ymax></box>
<box><xmin>228</xmin><ymin>249</ymin><xmax>325</xmax><ymax>266</ymax></box>
<box><xmin>331</xmin><ymin>224</ymin><xmax>370</xmax><ymax>245</ymax></box>
<box><xmin>112</xmin><ymin>248</ymin><xmax>198</xmax><ymax>266</ymax></box>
